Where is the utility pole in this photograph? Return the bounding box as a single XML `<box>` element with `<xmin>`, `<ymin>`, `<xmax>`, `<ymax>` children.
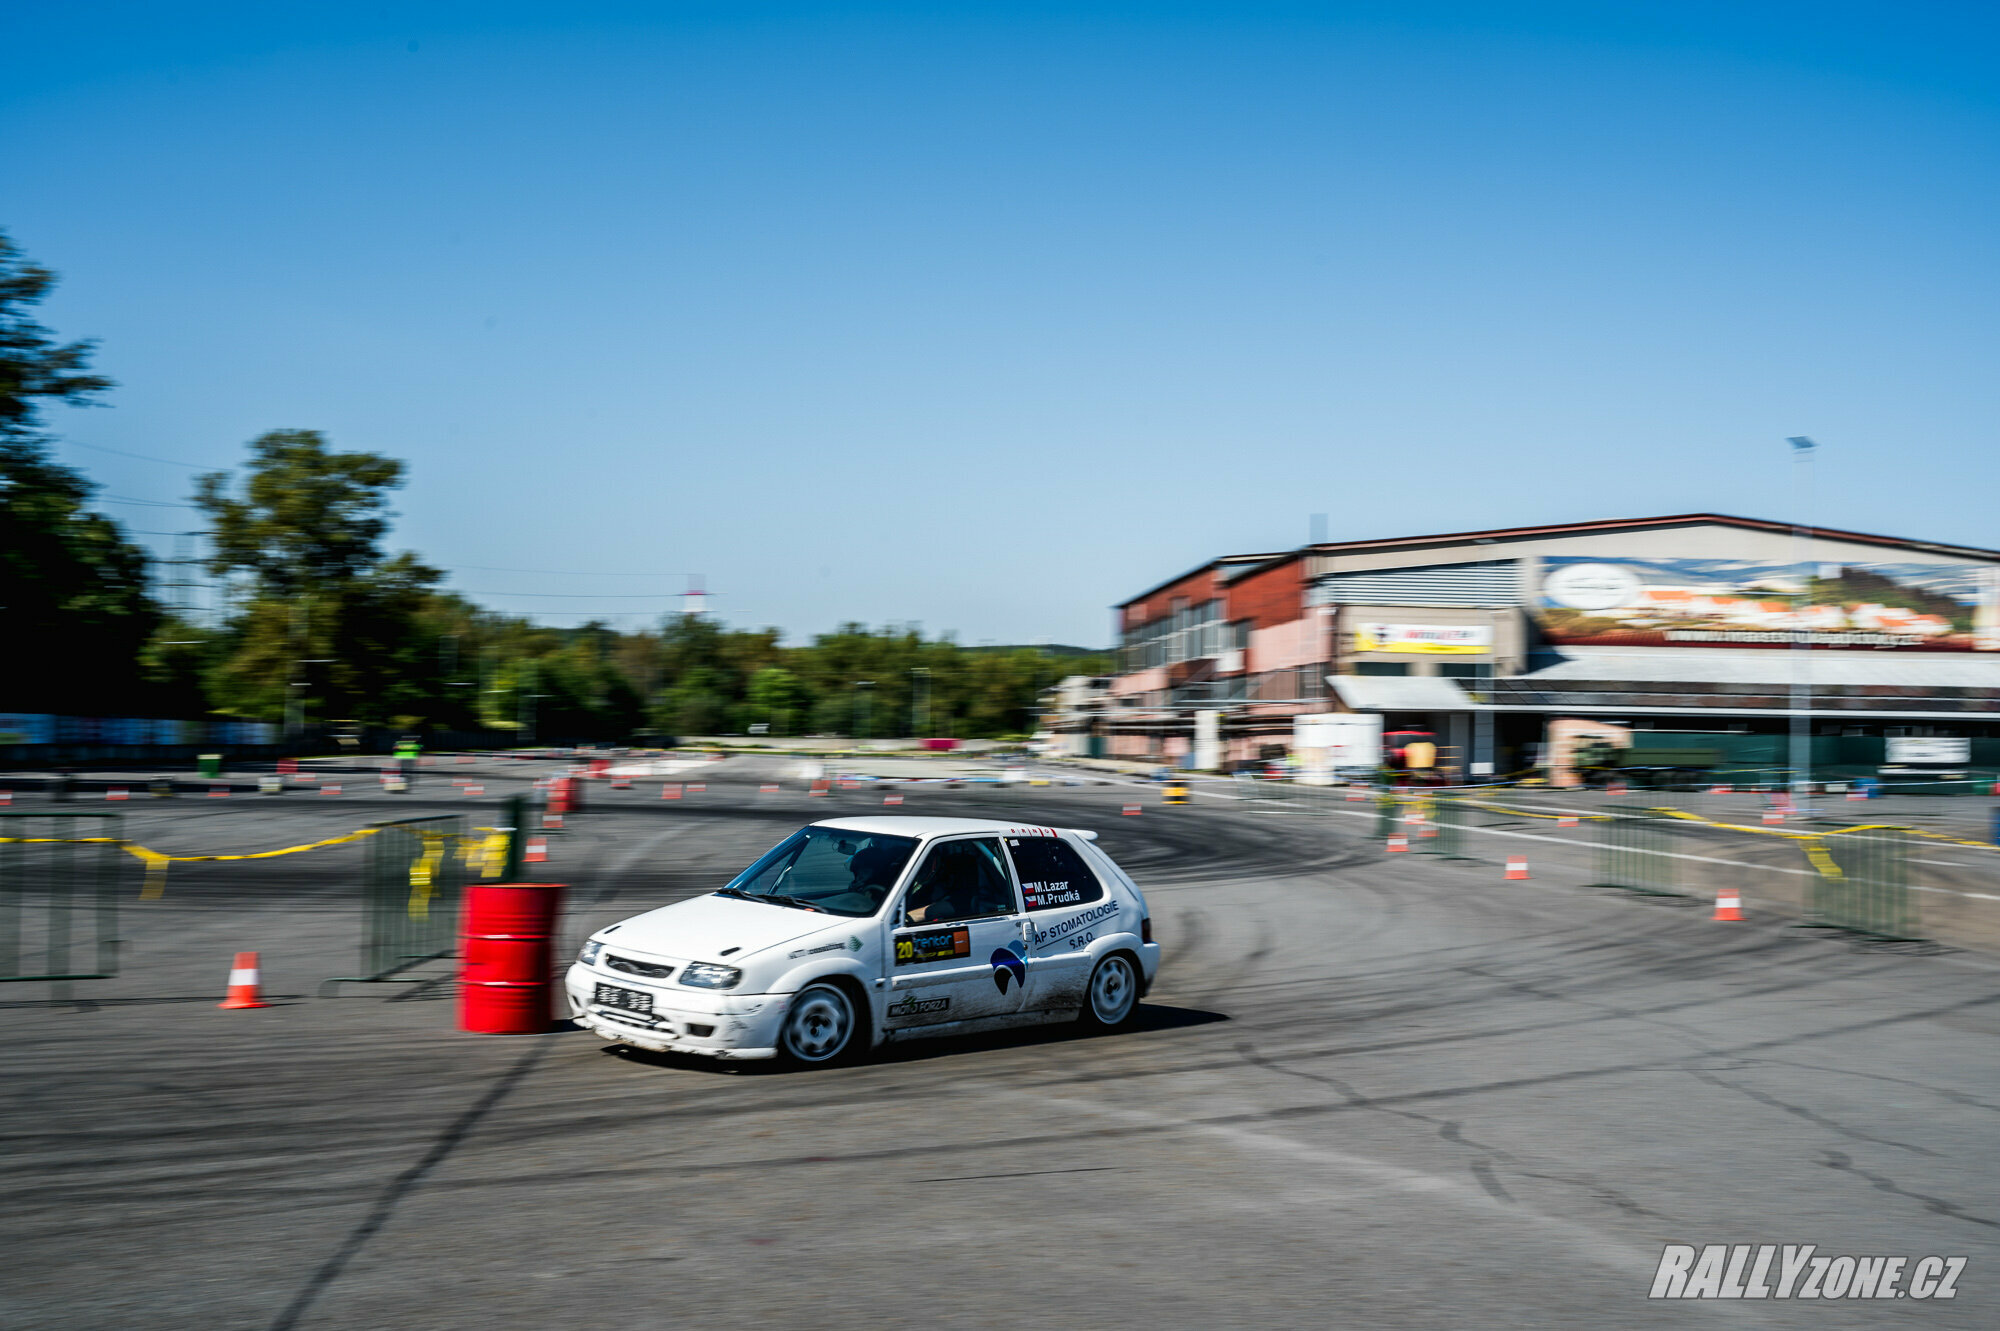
<box><xmin>1787</xmin><ymin>436</ymin><xmax>1818</xmax><ymax>806</ymax></box>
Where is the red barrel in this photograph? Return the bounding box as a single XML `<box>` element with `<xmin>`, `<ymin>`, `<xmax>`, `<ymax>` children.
<box><xmin>548</xmin><ymin>775</ymin><xmax>582</xmax><ymax>815</ymax></box>
<box><xmin>459</xmin><ymin>882</ymin><xmax>566</xmax><ymax>1034</ymax></box>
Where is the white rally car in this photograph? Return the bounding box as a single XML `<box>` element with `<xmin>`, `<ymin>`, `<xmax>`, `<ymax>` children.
<box><xmin>566</xmin><ymin>816</ymin><xmax>1159</xmax><ymax>1067</ymax></box>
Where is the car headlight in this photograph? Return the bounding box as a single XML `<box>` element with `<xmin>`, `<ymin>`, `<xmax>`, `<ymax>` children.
<box><xmin>678</xmin><ymin>961</ymin><xmax>742</xmax><ymax>989</ymax></box>
<box><xmin>578</xmin><ymin>940</ymin><xmax>605</xmax><ymax>966</ymax></box>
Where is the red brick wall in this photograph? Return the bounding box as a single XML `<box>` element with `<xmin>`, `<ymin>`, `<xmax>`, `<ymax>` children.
<box><xmin>1121</xmin><ymin>566</ymin><xmax>1223</xmax><ymax>629</ymax></box>
<box><xmin>1226</xmin><ymin>555</ymin><xmax>1306</xmax><ymax>630</ymax></box>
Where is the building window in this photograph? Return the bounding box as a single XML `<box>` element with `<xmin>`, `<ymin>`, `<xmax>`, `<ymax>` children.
<box><xmin>1355</xmin><ymin>662</ymin><xmax>1409</xmax><ymax>677</ymax></box>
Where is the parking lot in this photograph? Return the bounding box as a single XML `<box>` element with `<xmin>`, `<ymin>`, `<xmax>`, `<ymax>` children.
<box><xmin>4</xmin><ymin>757</ymin><xmax>1999</xmax><ymax>1329</ymax></box>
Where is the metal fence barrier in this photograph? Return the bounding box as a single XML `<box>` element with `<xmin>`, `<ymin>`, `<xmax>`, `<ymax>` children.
<box><xmin>1806</xmin><ymin>825</ymin><xmax>1915</xmax><ymax>940</ymax></box>
<box><xmin>0</xmin><ymin>811</ymin><xmax>124</xmax><ymax>983</ymax></box>
<box><xmin>322</xmin><ymin>814</ymin><xmax>469</xmax><ymax>993</ymax></box>
<box><xmin>1593</xmin><ymin>805</ymin><xmax>1683</xmax><ymax>897</ymax></box>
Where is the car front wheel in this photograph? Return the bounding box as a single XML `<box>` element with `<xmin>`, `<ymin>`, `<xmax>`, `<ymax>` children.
<box><xmin>1079</xmin><ymin>953</ymin><xmax>1139</xmax><ymax>1030</ymax></box>
<box><xmin>778</xmin><ymin>982</ymin><xmax>857</xmax><ymax>1067</ymax></box>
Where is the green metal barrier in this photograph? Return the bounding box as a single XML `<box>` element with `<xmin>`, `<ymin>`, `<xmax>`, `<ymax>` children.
<box><xmin>1806</xmin><ymin>825</ymin><xmax>1916</xmax><ymax>940</ymax></box>
<box><xmin>0</xmin><ymin>811</ymin><xmax>124</xmax><ymax>983</ymax></box>
<box><xmin>1593</xmin><ymin>805</ymin><xmax>1682</xmax><ymax>897</ymax></box>
<box><xmin>322</xmin><ymin>813</ymin><xmax>468</xmax><ymax>992</ymax></box>
<box><xmin>1374</xmin><ymin>791</ymin><xmax>1398</xmax><ymax>839</ymax></box>
<box><xmin>1414</xmin><ymin>795</ymin><xmax>1469</xmax><ymax>859</ymax></box>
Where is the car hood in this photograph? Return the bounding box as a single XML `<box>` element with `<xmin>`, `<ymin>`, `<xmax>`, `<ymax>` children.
<box><xmin>599</xmin><ymin>894</ymin><xmax>847</xmax><ymax>964</ymax></box>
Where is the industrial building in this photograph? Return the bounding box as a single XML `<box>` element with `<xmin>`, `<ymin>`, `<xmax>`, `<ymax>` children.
<box><xmin>1091</xmin><ymin>514</ymin><xmax>2000</xmax><ymax>781</ymax></box>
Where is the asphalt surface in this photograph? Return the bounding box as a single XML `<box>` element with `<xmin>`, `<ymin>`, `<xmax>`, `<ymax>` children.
<box><xmin>3</xmin><ymin>756</ymin><xmax>1998</xmax><ymax>1329</ymax></box>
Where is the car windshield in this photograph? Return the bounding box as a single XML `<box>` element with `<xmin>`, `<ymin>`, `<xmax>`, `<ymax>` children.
<box><xmin>717</xmin><ymin>826</ymin><xmax>919</xmax><ymax>917</ymax></box>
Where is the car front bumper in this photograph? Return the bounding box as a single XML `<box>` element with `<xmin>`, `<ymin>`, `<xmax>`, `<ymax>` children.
<box><xmin>565</xmin><ymin>963</ymin><xmax>787</xmax><ymax>1059</ymax></box>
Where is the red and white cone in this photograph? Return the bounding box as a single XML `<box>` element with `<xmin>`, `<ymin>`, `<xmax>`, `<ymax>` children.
<box><xmin>465</xmin><ymin>784</ymin><xmax>484</xmax><ymax>796</ymax></box>
<box><xmin>1345</xmin><ymin>788</ymin><xmax>1365</xmax><ymax>802</ymax></box>
<box><xmin>1713</xmin><ymin>886</ymin><xmax>1744</xmax><ymax>921</ymax></box>
<box><xmin>219</xmin><ymin>952</ymin><xmax>270</xmax><ymax>1009</ymax></box>
<box><xmin>662</xmin><ymin>783</ymin><xmax>682</xmax><ymax>800</ymax></box>
<box><xmin>524</xmin><ymin>836</ymin><xmax>548</xmax><ymax>863</ymax></box>
<box><xmin>809</xmin><ymin>780</ymin><xmax>830</xmax><ymax>797</ymax></box>
<box><xmin>1557</xmin><ymin>815</ymin><xmax>1579</xmax><ymax>828</ymax></box>
<box><xmin>544</xmin><ymin>812</ymin><xmax>565</xmax><ymax>829</ymax></box>
<box><xmin>760</xmin><ymin>784</ymin><xmax>779</xmax><ymax>794</ymax></box>
<box><xmin>0</xmin><ymin>790</ymin><xmax>11</xmax><ymax>806</ymax></box>
<box><xmin>1386</xmin><ymin>832</ymin><xmax>1408</xmax><ymax>853</ymax></box>
<box><xmin>883</xmin><ymin>794</ymin><xmax>904</xmax><ymax>806</ymax></box>
<box><xmin>1123</xmin><ymin>803</ymin><xmax>1142</xmax><ymax>817</ymax></box>
<box><xmin>322</xmin><ymin>784</ymin><xmax>342</xmax><ymax>795</ymax></box>
<box><xmin>208</xmin><ymin>785</ymin><xmax>229</xmax><ymax>798</ymax></box>
<box><xmin>1762</xmin><ymin>809</ymin><xmax>1784</xmax><ymax>824</ymax></box>
<box><xmin>1505</xmin><ymin>855</ymin><xmax>1530</xmax><ymax>880</ymax></box>
<box><xmin>687</xmin><ymin>783</ymin><xmax>705</xmax><ymax>794</ymax></box>
<box><xmin>107</xmin><ymin>787</ymin><xmax>129</xmax><ymax>801</ymax></box>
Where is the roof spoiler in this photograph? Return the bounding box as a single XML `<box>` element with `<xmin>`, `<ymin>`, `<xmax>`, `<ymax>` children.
<box><xmin>1067</xmin><ymin>828</ymin><xmax>1099</xmax><ymax>842</ymax></box>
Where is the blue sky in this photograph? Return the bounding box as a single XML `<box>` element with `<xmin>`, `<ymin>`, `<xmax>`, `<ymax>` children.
<box><xmin>7</xmin><ymin>2</ymin><xmax>1996</xmax><ymax>646</ymax></box>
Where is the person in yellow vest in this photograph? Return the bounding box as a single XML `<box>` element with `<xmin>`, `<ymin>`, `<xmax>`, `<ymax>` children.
<box><xmin>1403</xmin><ymin>738</ymin><xmax>1437</xmax><ymax>783</ymax></box>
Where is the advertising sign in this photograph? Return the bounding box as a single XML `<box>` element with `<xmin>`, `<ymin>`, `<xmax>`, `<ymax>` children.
<box><xmin>0</xmin><ymin>714</ymin><xmax>56</xmax><ymax>745</ymax></box>
<box><xmin>1537</xmin><ymin>558</ymin><xmax>2000</xmax><ymax>652</ymax></box>
<box><xmin>1354</xmin><ymin>624</ymin><xmax>1493</xmax><ymax>655</ymax></box>
<box><xmin>1886</xmin><ymin>737</ymin><xmax>1970</xmax><ymax>765</ymax></box>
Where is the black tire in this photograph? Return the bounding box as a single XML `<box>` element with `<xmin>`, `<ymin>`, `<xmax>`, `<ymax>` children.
<box><xmin>777</xmin><ymin>981</ymin><xmax>859</xmax><ymax>1068</ymax></box>
<box><xmin>1078</xmin><ymin>953</ymin><xmax>1140</xmax><ymax>1030</ymax></box>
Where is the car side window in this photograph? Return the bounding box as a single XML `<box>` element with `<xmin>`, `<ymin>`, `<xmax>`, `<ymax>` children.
<box><xmin>1006</xmin><ymin>836</ymin><xmax>1105</xmax><ymax>911</ymax></box>
<box><xmin>901</xmin><ymin>839</ymin><xmax>1017</xmax><ymax>926</ymax></box>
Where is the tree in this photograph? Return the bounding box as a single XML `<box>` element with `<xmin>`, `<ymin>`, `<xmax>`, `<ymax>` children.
<box><xmin>195</xmin><ymin>430</ymin><xmax>441</xmax><ymax>726</ymax></box>
<box><xmin>0</xmin><ymin>231</ymin><xmax>157</xmax><ymax>713</ymax></box>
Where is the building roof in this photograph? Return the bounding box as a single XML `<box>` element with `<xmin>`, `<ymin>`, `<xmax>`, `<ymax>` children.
<box><xmin>1114</xmin><ymin>551</ymin><xmax>1298</xmax><ymax>611</ymax></box>
<box><xmin>1303</xmin><ymin>513</ymin><xmax>2000</xmax><ymax>563</ymax></box>
<box><xmin>1119</xmin><ymin>514</ymin><xmax>2000</xmax><ymax>614</ymax></box>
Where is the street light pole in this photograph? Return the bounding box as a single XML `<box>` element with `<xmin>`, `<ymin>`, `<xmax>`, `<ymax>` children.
<box><xmin>1787</xmin><ymin>436</ymin><xmax>1818</xmax><ymax>805</ymax></box>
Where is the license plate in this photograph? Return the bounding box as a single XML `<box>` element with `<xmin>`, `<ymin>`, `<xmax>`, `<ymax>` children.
<box><xmin>594</xmin><ymin>983</ymin><xmax>654</xmax><ymax>1014</ymax></box>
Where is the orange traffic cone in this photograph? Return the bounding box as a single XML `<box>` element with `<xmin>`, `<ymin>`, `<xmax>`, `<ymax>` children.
<box><xmin>661</xmin><ymin>783</ymin><xmax>681</xmax><ymax>800</ymax></box>
<box><xmin>809</xmin><ymin>780</ymin><xmax>829</xmax><ymax>797</ymax></box>
<box><xmin>1505</xmin><ymin>856</ymin><xmax>1529</xmax><ymax>880</ymax></box>
<box><xmin>524</xmin><ymin>836</ymin><xmax>549</xmax><ymax>863</ymax></box>
<box><xmin>1712</xmin><ymin>886</ymin><xmax>1744</xmax><ymax>921</ymax></box>
<box><xmin>1557</xmin><ymin>815</ymin><xmax>1579</xmax><ymax>828</ymax></box>
<box><xmin>1122</xmin><ymin>803</ymin><xmax>1142</xmax><ymax>817</ymax></box>
<box><xmin>687</xmin><ymin>783</ymin><xmax>705</xmax><ymax>794</ymax></box>
<box><xmin>544</xmin><ymin>812</ymin><xmax>564</xmax><ymax>829</ymax></box>
<box><xmin>1386</xmin><ymin>832</ymin><xmax>1409</xmax><ymax>853</ymax></box>
<box><xmin>219</xmin><ymin>952</ymin><xmax>270</xmax><ymax>1009</ymax></box>
<box><xmin>884</xmin><ymin>794</ymin><xmax>904</xmax><ymax>806</ymax></box>
<box><xmin>1762</xmin><ymin>809</ymin><xmax>1783</xmax><ymax>824</ymax></box>
<box><xmin>107</xmin><ymin>787</ymin><xmax>129</xmax><ymax>801</ymax></box>
<box><xmin>760</xmin><ymin>784</ymin><xmax>779</xmax><ymax>794</ymax></box>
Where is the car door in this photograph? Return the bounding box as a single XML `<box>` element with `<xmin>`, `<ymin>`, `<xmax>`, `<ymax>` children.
<box><xmin>1001</xmin><ymin>833</ymin><xmax>1117</xmax><ymax>1012</ymax></box>
<box><xmin>883</xmin><ymin>836</ymin><xmax>1030</xmax><ymax>1031</ymax></box>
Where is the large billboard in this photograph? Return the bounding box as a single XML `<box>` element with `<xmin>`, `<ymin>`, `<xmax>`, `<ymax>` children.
<box><xmin>1537</xmin><ymin>558</ymin><xmax>2000</xmax><ymax>652</ymax></box>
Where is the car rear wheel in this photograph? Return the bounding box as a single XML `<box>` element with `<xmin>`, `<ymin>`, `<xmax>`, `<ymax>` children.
<box><xmin>1079</xmin><ymin>953</ymin><xmax>1139</xmax><ymax>1030</ymax></box>
<box><xmin>778</xmin><ymin>982</ymin><xmax>857</xmax><ymax>1067</ymax></box>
